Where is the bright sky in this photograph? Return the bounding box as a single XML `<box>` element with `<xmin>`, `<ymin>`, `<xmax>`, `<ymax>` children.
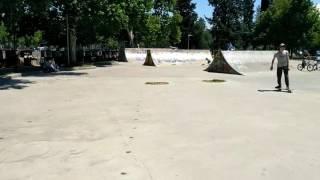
<box><xmin>193</xmin><ymin>0</ymin><xmax>320</xmax><ymax>19</ymax></box>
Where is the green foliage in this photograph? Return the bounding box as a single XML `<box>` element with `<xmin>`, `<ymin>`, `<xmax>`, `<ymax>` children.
<box><xmin>32</xmin><ymin>31</ymin><xmax>43</xmax><ymax>46</ymax></box>
<box><xmin>261</xmin><ymin>0</ymin><xmax>272</xmax><ymax>11</ymax></box>
<box><xmin>2</xmin><ymin>0</ymin><xmax>320</xmax><ymax>54</ymax></box>
<box><xmin>142</xmin><ymin>16</ymin><xmax>162</xmax><ymax>47</ymax></box>
<box><xmin>168</xmin><ymin>12</ymin><xmax>182</xmax><ymax>45</ymax></box>
<box><xmin>208</xmin><ymin>0</ymin><xmax>255</xmax><ymax>49</ymax></box>
<box><xmin>309</xmin><ymin>18</ymin><xmax>320</xmax><ymax>50</ymax></box>
<box><xmin>192</xmin><ymin>18</ymin><xmax>213</xmax><ymax>49</ymax></box>
<box><xmin>15</xmin><ymin>30</ymin><xmax>42</xmax><ymax>48</ymax></box>
<box><xmin>175</xmin><ymin>0</ymin><xmax>198</xmax><ymax>48</ymax></box>
<box><xmin>254</xmin><ymin>0</ymin><xmax>320</xmax><ymax>50</ymax></box>
<box><xmin>105</xmin><ymin>37</ymin><xmax>119</xmax><ymax>49</ymax></box>
<box><xmin>138</xmin><ymin>0</ymin><xmax>182</xmax><ymax>48</ymax></box>
<box><xmin>0</xmin><ymin>22</ymin><xmax>9</xmax><ymax>46</ymax></box>
<box><xmin>0</xmin><ymin>0</ymin><xmax>183</xmax><ymax>50</ymax></box>
<box><xmin>0</xmin><ymin>0</ymin><xmax>49</xmax><ymax>48</ymax></box>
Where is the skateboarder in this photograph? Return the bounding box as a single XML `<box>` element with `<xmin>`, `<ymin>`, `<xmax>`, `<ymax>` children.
<box><xmin>270</xmin><ymin>43</ymin><xmax>290</xmax><ymax>91</ymax></box>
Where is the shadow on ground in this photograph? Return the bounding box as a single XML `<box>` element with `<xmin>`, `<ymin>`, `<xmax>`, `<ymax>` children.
<box><xmin>0</xmin><ymin>60</ymin><xmax>117</xmax><ymax>76</ymax></box>
<box><xmin>0</xmin><ymin>61</ymin><xmax>116</xmax><ymax>90</ymax></box>
<box><xmin>258</xmin><ymin>89</ymin><xmax>292</xmax><ymax>93</ymax></box>
<box><xmin>1</xmin><ymin>72</ymin><xmax>88</xmax><ymax>90</ymax></box>
<box><xmin>20</xmin><ymin>71</ymin><xmax>88</xmax><ymax>77</ymax></box>
<box><xmin>0</xmin><ymin>77</ymin><xmax>34</xmax><ymax>90</ymax></box>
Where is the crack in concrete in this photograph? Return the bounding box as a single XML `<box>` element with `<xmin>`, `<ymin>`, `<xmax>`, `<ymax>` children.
<box><xmin>114</xmin><ymin>115</ymin><xmax>154</xmax><ymax>180</ymax></box>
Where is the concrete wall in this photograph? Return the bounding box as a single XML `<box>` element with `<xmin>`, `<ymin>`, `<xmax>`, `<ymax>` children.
<box><xmin>125</xmin><ymin>48</ymin><xmax>213</xmax><ymax>65</ymax></box>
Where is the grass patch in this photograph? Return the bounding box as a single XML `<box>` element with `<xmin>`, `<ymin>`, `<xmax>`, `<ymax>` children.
<box><xmin>202</xmin><ymin>79</ymin><xmax>226</xmax><ymax>83</ymax></box>
<box><xmin>145</xmin><ymin>82</ymin><xmax>169</xmax><ymax>85</ymax></box>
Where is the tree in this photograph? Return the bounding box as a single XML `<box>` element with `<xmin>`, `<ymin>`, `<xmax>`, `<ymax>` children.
<box><xmin>168</xmin><ymin>12</ymin><xmax>183</xmax><ymax>46</ymax></box>
<box><xmin>0</xmin><ymin>0</ymin><xmax>49</xmax><ymax>49</ymax></box>
<box><xmin>254</xmin><ymin>0</ymin><xmax>320</xmax><ymax>51</ymax></box>
<box><xmin>261</xmin><ymin>0</ymin><xmax>272</xmax><ymax>11</ymax></box>
<box><xmin>208</xmin><ymin>0</ymin><xmax>256</xmax><ymax>50</ymax></box>
<box><xmin>0</xmin><ymin>22</ymin><xmax>9</xmax><ymax>47</ymax></box>
<box><xmin>0</xmin><ymin>0</ymin><xmax>27</xmax><ymax>49</ymax></box>
<box><xmin>241</xmin><ymin>0</ymin><xmax>255</xmax><ymax>49</ymax></box>
<box><xmin>136</xmin><ymin>0</ymin><xmax>181</xmax><ymax>48</ymax></box>
<box><xmin>208</xmin><ymin>0</ymin><xmax>243</xmax><ymax>49</ymax></box>
<box><xmin>141</xmin><ymin>15</ymin><xmax>162</xmax><ymax>47</ymax></box>
<box><xmin>175</xmin><ymin>0</ymin><xmax>198</xmax><ymax>49</ymax></box>
<box><xmin>192</xmin><ymin>18</ymin><xmax>212</xmax><ymax>49</ymax></box>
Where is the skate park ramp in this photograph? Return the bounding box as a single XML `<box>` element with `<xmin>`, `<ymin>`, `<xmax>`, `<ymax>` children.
<box><xmin>125</xmin><ymin>48</ymin><xmax>213</xmax><ymax>65</ymax></box>
<box><xmin>206</xmin><ymin>50</ymin><xmax>276</xmax><ymax>75</ymax></box>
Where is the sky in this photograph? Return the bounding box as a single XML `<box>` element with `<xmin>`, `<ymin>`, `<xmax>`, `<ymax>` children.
<box><xmin>193</xmin><ymin>0</ymin><xmax>320</xmax><ymax>20</ymax></box>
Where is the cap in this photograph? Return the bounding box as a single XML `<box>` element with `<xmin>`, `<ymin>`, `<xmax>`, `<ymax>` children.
<box><xmin>280</xmin><ymin>43</ymin><xmax>286</xmax><ymax>47</ymax></box>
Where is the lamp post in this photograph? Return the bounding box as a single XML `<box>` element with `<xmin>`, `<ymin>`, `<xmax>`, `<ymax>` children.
<box><xmin>187</xmin><ymin>34</ymin><xmax>192</xmax><ymax>50</ymax></box>
<box><xmin>66</xmin><ymin>12</ymin><xmax>70</xmax><ymax>66</ymax></box>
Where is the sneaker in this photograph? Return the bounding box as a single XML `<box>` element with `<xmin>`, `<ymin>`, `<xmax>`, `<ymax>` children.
<box><xmin>275</xmin><ymin>86</ymin><xmax>281</xmax><ymax>89</ymax></box>
<box><xmin>285</xmin><ymin>87</ymin><xmax>291</xmax><ymax>91</ymax></box>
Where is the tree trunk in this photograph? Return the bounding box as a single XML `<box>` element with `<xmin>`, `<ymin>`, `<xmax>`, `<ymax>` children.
<box><xmin>128</xmin><ymin>30</ymin><xmax>134</xmax><ymax>48</ymax></box>
<box><xmin>69</xmin><ymin>27</ymin><xmax>77</xmax><ymax>65</ymax></box>
<box><xmin>118</xmin><ymin>41</ymin><xmax>127</xmax><ymax>62</ymax></box>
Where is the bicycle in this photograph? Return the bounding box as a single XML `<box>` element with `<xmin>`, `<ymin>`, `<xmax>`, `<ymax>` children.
<box><xmin>307</xmin><ymin>61</ymin><xmax>320</xmax><ymax>71</ymax></box>
<box><xmin>297</xmin><ymin>57</ymin><xmax>312</xmax><ymax>71</ymax></box>
<box><xmin>307</xmin><ymin>60</ymin><xmax>320</xmax><ymax>71</ymax></box>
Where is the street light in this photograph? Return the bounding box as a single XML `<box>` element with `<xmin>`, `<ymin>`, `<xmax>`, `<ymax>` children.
<box><xmin>187</xmin><ymin>34</ymin><xmax>192</xmax><ymax>50</ymax></box>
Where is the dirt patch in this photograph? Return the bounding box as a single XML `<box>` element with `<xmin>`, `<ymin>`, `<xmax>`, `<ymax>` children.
<box><xmin>145</xmin><ymin>82</ymin><xmax>169</xmax><ymax>85</ymax></box>
<box><xmin>202</xmin><ymin>79</ymin><xmax>226</xmax><ymax>83</ymax></box>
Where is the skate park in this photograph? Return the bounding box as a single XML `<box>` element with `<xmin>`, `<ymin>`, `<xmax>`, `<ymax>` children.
<box><xmin>1</xmin><ymin>51</ymin><xmax>320</xmax><ymax>179</ymax></box>
<box><xmin>2</xmin><ymin>0</ymin><xmax>320</xmax><ymax>179</ymax></box>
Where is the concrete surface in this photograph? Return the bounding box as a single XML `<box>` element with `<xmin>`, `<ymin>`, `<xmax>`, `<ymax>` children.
<box><xmin>0</xmin><ymin>63</ymin><xmax>320</xmax><ymax>180</ymax></box>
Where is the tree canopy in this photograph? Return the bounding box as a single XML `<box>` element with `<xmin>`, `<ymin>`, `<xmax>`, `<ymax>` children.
<box><xmin>1</xmin><ymin>0</ymin><xmax>320</xmax><ymax>63</ymax></box>
<box><xmin>254</xmin><ymin>0</ymin><xmax>320</xmax><ymax>51</ymax></box>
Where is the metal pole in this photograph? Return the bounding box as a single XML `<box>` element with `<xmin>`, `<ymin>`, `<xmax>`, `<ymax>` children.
<box><xmin>188</xmin><ymin>35</ymin><xmax>190</xmax><ymax>50</ymax></box>
<box><xmin>187</xmin><ymin>34</ymin><xmax>192</xmax><ymax>50</ymax></box>
<box><xmin>66</xmin><ymin>13</ymin><xmax>70</xmax><ymax>66</ymax></box>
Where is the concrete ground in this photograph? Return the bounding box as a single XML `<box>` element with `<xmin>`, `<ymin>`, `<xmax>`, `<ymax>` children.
<box><xmin>0</xmin><ymin>62</ymin><xmax>320</xmax><ymax>180</ymax></box>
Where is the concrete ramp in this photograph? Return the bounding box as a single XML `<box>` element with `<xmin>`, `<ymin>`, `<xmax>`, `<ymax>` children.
<box><xmin>206</xmin><ymin>51</ymin><xmax>276</xmax><ymax>75</ymax></box>
<box><xmin>143</xmin><ymin>50</ymin><xmax>157</xmax><ymax>66</ymax></box>
<box><xmin>125</xmin><ymin>48</ymin><xmax>212</xmax><ymax>65</ymax></box>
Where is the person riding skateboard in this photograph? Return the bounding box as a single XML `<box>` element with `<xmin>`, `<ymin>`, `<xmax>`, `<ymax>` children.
<box><xmin>270</xmin><ymin>43</ymin><xmax>290</xmax><ymax>91</ymax></box>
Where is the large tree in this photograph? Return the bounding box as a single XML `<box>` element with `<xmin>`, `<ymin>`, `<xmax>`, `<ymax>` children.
<box><xmin>208</xmin><ymin>0</ymin><xmax>255</xmax><ymax>50</ymax></box>
<box><xmin>0</xmin><ymin>0</ymin><xmax>48</xmax><ymax>49</ymax></box>
<box><xmin>241</xmin><ymin>0</ymin><xmax>255</xmax><ymax>49</ymax></box>
<box><xmin>45</xmin><ymin>0</ymin><xmax>154</xmax><ymax>64</ymax></box>
<box><xmin>208</xmin><ymin>0</ymin><xmax>242</xmax><ymax>49</ymax></box>
<box><xmin>261</xmin><ymin>0</ymin><xmax>273</xmax><ymax>11</ymax></box>
<box><xmin>254</xmin><ymin>0</ymin><xmax>320</xmax><ymax>51</ymax></box>
<box><xmin>175</xmin><ymin>0</ymin><xmax>198</xmax><ymax>49</ymax></box>
<box><xmin>191</xmin><ymin>18</ymin><xmax>212</xmax><ymax>49</ymax></box>
<box><xmin>136</xmin><ymin>0</ymin><xmax>182</xmax><ymax>48</ymax></box>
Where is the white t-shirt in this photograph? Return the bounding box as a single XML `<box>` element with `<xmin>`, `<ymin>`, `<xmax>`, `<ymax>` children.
<box><xmin>274</xmin><ymin>50</ymin><xmax>289</xmax><ymax>68</ymax></box>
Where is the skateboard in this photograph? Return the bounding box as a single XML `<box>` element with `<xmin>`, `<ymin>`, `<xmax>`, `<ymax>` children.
<box><xmin>275</xmin><ymin>88</ymin><xmax>292</xmax><ymax>93</ymax></box>
<box><xmin>258</xmin><ymin>88</ymin><xmax>293</xmax><ymax>93</ymax></box>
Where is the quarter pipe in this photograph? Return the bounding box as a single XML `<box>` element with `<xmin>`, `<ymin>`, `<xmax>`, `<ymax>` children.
<box><xmin>206</xmin><ymin>50</ymin><xmax>276</xmax><ymax>75</ymax></box>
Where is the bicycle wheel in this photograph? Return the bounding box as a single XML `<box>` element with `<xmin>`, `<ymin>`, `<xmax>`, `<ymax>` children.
<box><xmin>307</xmin><ymin>64</ymin><xmax>314</xmax><ymax>72</ymax></box>
<box><xmin>297</xmin><ymin>64</ymin><xmax>303</xmax><ymax>71</ymax></box>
